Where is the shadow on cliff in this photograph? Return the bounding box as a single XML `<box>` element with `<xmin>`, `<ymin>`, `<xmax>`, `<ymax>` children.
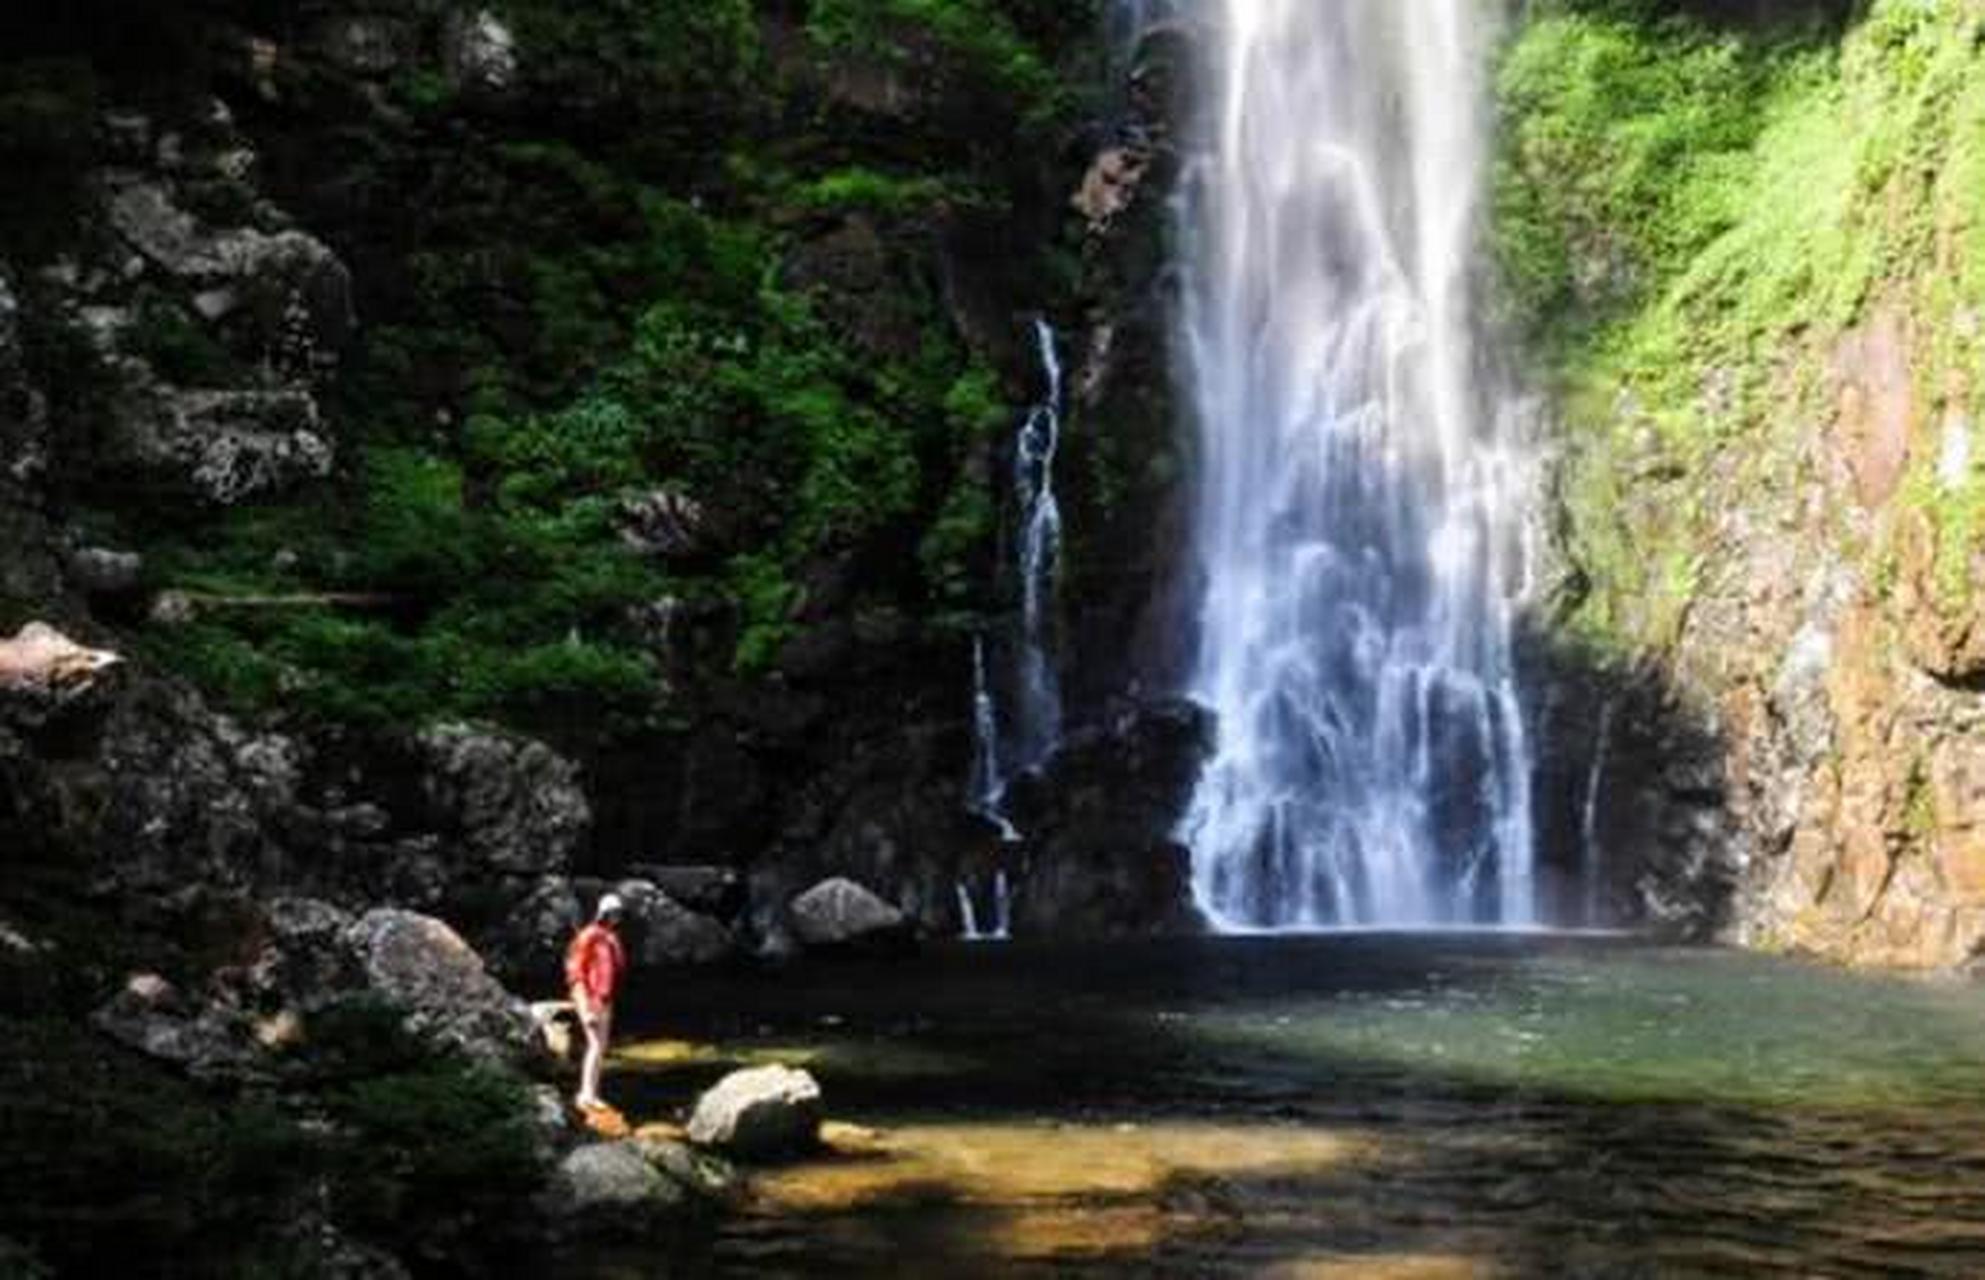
<box><xmin>1518</xmin><ymin>615</ymin><xmax>1739</xmax><ymax>941</ymax></box>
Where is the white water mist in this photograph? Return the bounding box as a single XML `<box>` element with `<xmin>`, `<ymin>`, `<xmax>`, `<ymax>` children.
<box><xmin>1176</xmin><ymin>1</ymin><xmax>1538</xmax><ymax>929</ymax></box>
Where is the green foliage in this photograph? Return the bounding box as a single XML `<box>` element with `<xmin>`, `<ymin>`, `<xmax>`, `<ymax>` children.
<box><xmin>727</xmin><ymin>552</ymin><xmax>798</xmax><ymax>674</ymax></box>
<box><xmin>1498</xmin><ymin>0</ymin><xmax>1985</xmax><ymax>645</ymax></box>
<box><xmin>0</xmin><ymin>994</ymin><xmax>544</xmax><ymax>1274</ymax></box>
<box><xmin>495</xmin><ymin>0</ymin><xmax>758</xmax><ymax>135</ymax></box>
<box><xmin>136</xmin><ymin>0</ymin><xmax>1077</xmax><ymax>727</ymax></box>
<box><xmin>918</xmin><ymin>478</ymin><xmax>995</xmax><ymax>606</ymax></box>
<box><xmin>807</xmin><ymin>0</ymin><xmax>1060</xmax><ymax>111</ymax></box>
<box><xmin>0</xmin><ymin>1016</ymin><xmax>316</xmax><ymax>1273</ymax></box>
<box><xmin>793</xmin><ymin>166</ymin><xmax>956</xmax><ymax>214</ymax></box>
<box><xmin>1494</xmin><ymin>4</ymin><xmax>1808</xmax><ymax>347</ymax></box>
<box><xmin>323</xmin><ymin>1060</ymin><xmax>542</xmax><ymax>1249</ymax></box>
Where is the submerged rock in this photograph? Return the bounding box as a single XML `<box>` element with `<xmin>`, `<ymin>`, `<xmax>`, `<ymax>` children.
<box><xmin>787</xmin><ymin>877</ymin><xmax>910</xmax><ymax>951</ymax></box>
<box><xmin>635</xmin><ymin>1134</ymin><xmax>738</xmax><ymax>1202</ymax></box>
<box><xmin>687</xmin><ymin>1064</ymin><xmax>823</xmax><ymax>1160</ymax></box>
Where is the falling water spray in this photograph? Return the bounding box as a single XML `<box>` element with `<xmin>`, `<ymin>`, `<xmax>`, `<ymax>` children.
<box><xmin>1176</xmin><ymin>1</ymin><xmax>1538</xmax><ymax>929</ymax></box>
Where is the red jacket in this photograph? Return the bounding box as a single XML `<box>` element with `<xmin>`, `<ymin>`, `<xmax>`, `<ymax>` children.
<box><xmin>565</xmin><ymin>922</ymin><xmax>626</xmax><ymax>1006</ymax></box>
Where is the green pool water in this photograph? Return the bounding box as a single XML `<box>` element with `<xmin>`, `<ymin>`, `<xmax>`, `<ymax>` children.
<box><xmin>610</xmin><ymin>934</ymin><xmax>1985</xmax><ymax>1278</ymax></box>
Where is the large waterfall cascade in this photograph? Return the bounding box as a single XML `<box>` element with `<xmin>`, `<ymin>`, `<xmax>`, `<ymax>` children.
<box><xmin>1176</xmin><ymin>1</ymin><xmax>1540</xmax><ymax>930</ymax></box>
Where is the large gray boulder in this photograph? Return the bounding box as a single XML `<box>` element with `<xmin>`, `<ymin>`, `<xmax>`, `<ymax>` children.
<box><xmin>787</xmin><ymin>877</ymin><xmax>910</xmax><ymax>951</ymax></box>
<box><xmin>686</xmin><ymin>1064</ymin><xmax>823</xmax><ymax>1159</ymax></box>
<box><xmin>418</xmin><ymin>723</ymin><xmax>590</xmax><ymax>877</ymax></box>
<box><xmin>537</xmin><ymin>1141</ymin><xmax>687</xmax><ymax>1241</ymax></box>
<box><xmin>344</xmin><ymin>908</ymin><xmax>538</xmax><ymax>1067</ymax></box>
<box><xmin>484</xmin><ymin>875</ymin><xmax>585</xmax><ymax>985</ymax></box>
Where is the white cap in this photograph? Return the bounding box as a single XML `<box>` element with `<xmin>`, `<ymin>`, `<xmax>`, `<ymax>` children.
<box><xmin>596</xmin><ymin>892</ymin><xmax>625</xmax><ymax>920</ymax></box>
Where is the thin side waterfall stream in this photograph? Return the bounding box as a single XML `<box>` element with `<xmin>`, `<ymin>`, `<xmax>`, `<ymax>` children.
<box><xmin>960</xmin><ymin>319</ymin><xmax>1064</xmax><ymax>938</ymax></box>
<box><xmin>1177</xmin><ymin>0</ymin><xmax>1538</xmax><ymax>930</ymax></box>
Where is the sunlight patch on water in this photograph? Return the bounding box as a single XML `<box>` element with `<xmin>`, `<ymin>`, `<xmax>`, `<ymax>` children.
<box><xmin>747</xmin><ymin>1120</ymin><xmax>1374</xmax><ymax>1215</ymax></box>
<box><xmin>614</xmin><ymin>1036</ymin><xmax>982</xmax><ymax>1084</ymax></box>
<box><xmin>1263</xmin><ymin>1253</ymin><xmax>1497</xmax><ymax>1280</ymax></box>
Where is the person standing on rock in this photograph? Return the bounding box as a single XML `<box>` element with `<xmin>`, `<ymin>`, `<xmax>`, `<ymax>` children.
<box><xmin>565</xmin><ymin>893</ymin><xmax>627</xmax><ymax>1111</ymax></box>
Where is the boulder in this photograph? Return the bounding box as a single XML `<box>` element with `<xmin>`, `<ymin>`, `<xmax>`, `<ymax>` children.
<box><xmin>787</xmin><ymin>877</ymin><xmax>910</xmax><ymax>951</ymax></box>
<box><xmin>526</xmin><ymin>1083</ymin><xmax>578</xmax><ymax>1161</ymax></box>
<box><xmin>64</xmin><ymin>546</ymin><xmax>144</xmax><ymax>596</ymax></box>
<box><xmin>111</xmin><ymin>382</ymin><xmax>333</xmax><ymax>506</ymax></box>
<box><xmin>444</xmin><ymin>9</ymin><xmax>520</xmax><ymax>95</ymax></box>
<box><xmin>613</xmin><ymin>879</ymin><xmax>735</xmax><ymax>967</ymax></box>
<box><xmin>310</xmin><ymin>15</ymin><xmax>416</xmax><ymax>77</ymax></box>
<box><xmin>251</xmin><ymin>896</ymin><xmax>367</xmax><ymax>1000</ymax></box>
<box><xmin>616</xmin><ymin>489</ymin><xmax>714</xmax><ymax>560</ymax></box>
<box><xmin>686</xmin><ymin>1064</ymin><xmax>823</xmax><ymax>1159</ymax></box>
<box><xmin>0</xmin><ymin>623</ymin><xmax>121</xmax><ymax>696</ymax></box>
<box><xmin>1072</xmin><ymin>143</ymin><xmax>1153</xmax><ymax>234</ymax></box>
<box><xmin>528</xmin><ymin>1000</ymin><xmax>579</xmax><ymax>1065</ymax></box>
<box><xmin>482</xmin><ymin>875</ymin><xmax>583</xmax><ymax>985</ymax></box>
<box><xmin>344</xmin><ymin>908</ymin><xmax>537</xmax><ymax>1067</ymax></box>
<box><xmin>625</xmin><ymin>864</ymin><xmax>744</xmax><ymax>918</ymax></box>
<box><xmin>537</xmin><ymin>1141</ymin><xmax>688</xmax><ymax>1240</ymax></box>
<box><xmin>91</xmin><ymin>972</ymin><xmax>263</xmax><ymax>1082</ymax></box>
<box><xmin>634</xmin><ymin>1133</ymin><xmax>738</xmax><ymax>1202</ymax></box>
<box><xmin>103</xmin><ymin>178</ymin><xmax>353</xmax><ymax>369</ymax></box>
<box><xmin>417</xmin><ymin>723</ymin><xmax>590</xmax><ymax>877</ymax></box>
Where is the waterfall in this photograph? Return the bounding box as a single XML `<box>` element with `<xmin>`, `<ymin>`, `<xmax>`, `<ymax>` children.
<box><xmin>959</xmin><ymin>319</ymin><xmax>1068</xmax><ymax>940</ymax></box>
<box><xmin>1175</xmin><ymin>2</ymin><xmax>1538</xmax><ymax>930</ymax></box>
<box><xmin>956</xmin><ymin>880</ymin><xmax>984</xmax><ymax>941</ymax></box>
<box><xmin>1012</xmin><ymin>318</ymin><xmax>1065</xmax><ymax>772</ymax></box>
<box><xmin>1580</xmin><ymin>699</ymin><xmax>1617</xmax><ymax>925</ymax></box>
<box><xmin>955</xmin><ymin>870</ymin><xmax>1013</xmax><ymax>943</ymax></box>
<box><xmin>968</xmin><ymin>636</ymin><xmax>1021</xmax><ymax>843</ymax></box>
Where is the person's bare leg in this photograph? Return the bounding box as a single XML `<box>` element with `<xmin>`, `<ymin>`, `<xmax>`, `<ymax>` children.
<box><xmin>576</xmin><ymin>1007</ymin><xmax>604</xmax><ymax>1108</ymax></box>
<box><xmin>593</xmin><ymin>1005</ymin><xmax>613</xmax><ymax>1104</ymax></box>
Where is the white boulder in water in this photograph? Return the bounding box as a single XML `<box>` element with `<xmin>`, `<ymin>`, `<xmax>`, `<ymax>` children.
<box><xmin>686</xmin><ymin>1064</ymin><xmax>823</xmax><ymax>1159</ymax></box>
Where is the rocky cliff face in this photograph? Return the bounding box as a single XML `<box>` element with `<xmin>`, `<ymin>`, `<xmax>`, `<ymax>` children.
<box><xmin>0</xmin><ymin>0</ymin><xmax>1223</xmax><ymax>1015</ymax></box>
<box><xmin>1504</xmin><ymin>0</ymin><xmax>1985</xmax><ymax>969</ymax></box>
<box><xmin>0</xmin><ymin>4</ymin><xmax>1188</xmax><ymax>1271</ymax></box>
